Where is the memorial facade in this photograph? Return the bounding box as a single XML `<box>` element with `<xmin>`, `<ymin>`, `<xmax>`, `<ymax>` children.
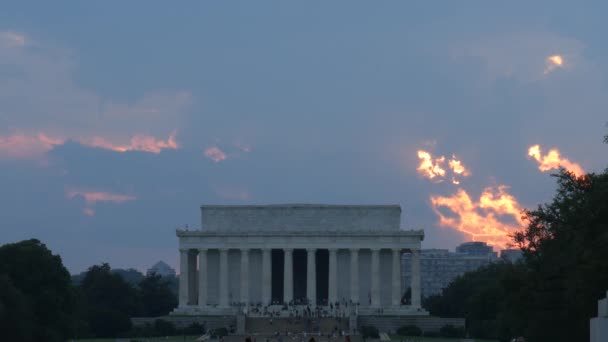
<box><xmin>172</xmin><ymin>204</ymin><xmax>425</xmax><ymax>316</ymax></box>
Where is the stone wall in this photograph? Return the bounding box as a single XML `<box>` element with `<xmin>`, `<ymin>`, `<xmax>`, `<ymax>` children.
<box><xmin>200</xmin><ymin>205</ymin><xmax>401</xmax><ymax>232</ymax></box>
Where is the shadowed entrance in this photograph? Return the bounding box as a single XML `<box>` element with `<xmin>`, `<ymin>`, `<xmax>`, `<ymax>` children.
<box><xmin>271</xmin><ymin>249</ymin><xmax>284</xmax><ymax>303</ymax></box>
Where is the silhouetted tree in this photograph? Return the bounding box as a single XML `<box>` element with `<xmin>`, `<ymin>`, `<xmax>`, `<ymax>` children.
<box><xmin>139</xmin><ymin>272</ymin><xmax>178</xmax><ymax>316</ymax></box>
<box><xmin>80</xmin><ymin>263</ymin><xmax>141</xmax><ymax>337</ymax></box>
<box><xmin>0</xmin><ymin>239</ymin><xmax>77</xmax><ymax>341</ymax></box>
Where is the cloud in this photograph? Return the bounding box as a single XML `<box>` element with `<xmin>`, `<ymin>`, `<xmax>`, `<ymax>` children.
<box><xmin>417</xmin><ymin>150</ymin><xmax>470</xmax><ymax>184</ymax></box>
<box><xmin>528</xmin><ymin>144</ymin><xmax>585</xmax><ymax>176</ymax></box>
<box><xmin>66</xmin><ymin>188</ymin><xmax>136</xmax><ymax>216</ymax></box>
<box><xmin>430</xmin><ymin>186</ymin><xmax>525</xmax><ymax>250</ymax></box>
<box><xmin>0</xmin><ymin>31</ymin><xmax>191</xmax><ymax>159</ymax></box>
<box><xmin>0</xmin><ymin>31</ymin><xmax>26</xmax><ymax>47</ymax></box>
<box><xmin>204</xmin><ymin>146</ymin><xmax>227</xmax><ymax>162</ymax></box>
<box><xmin>452</xmin><ymin>31</ymin><xmax>584</xmax><ymax>82</ymax></box>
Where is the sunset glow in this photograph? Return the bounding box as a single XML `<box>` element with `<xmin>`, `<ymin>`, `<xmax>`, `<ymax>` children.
<box><xmin>0</xmin><ymin>132</ymin><xmax>179</xmax><ymax>159</ymax></box>
<box><xmin>204</xmin><ymin>147</ymin><xmax>227</xmax><ymax>163</ymax></box>
<box><xmin>0</xmin><ymin>132</ymin><xmax>64</xmax><ymax>158</ymax></box>
<box><xmin>430</xmin><ymin>186</ymin><xmax>524</xmax><ymax>250</ymax></box>
<box><xmin>544</xmin><ymin>54</ymin><xmax>565</xmax><ymax>74</ymax></box>
<box><xmin>528</xmin><ymin>144</ymin><xmax>584</xmax><ymax>176</ymax></box>
<box><xmin>417</xmin><ymin>150</ymin><xmax>446</xmax><ymax>181</ymax></box>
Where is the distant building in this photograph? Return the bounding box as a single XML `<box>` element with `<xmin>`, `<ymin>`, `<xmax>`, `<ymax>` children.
<box><xmin>147</xmin><ymin>261</ymin><xmax>176</xmax><ymax>277</ymax></box>
<box><xmin>402</xmin><ymin>242</ymin><xmax>498</xmax><ymax>298</ymax></box>
<box><xmin>500</xmin><ymin>249</ymin><xmax>523</xmax><ymax>263</ymax></box>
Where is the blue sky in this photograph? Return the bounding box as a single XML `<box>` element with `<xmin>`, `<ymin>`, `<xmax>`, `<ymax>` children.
<box><xmin>1</xmin><ymin>1</ymin><xmax>606</xmax><ymax>273</ymax></box>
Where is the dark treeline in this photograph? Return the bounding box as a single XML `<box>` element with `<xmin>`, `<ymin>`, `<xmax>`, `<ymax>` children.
<box><xmin>424</xmin><ymin>169</ymin><xmax>608</xmax><ymax>342</ymax></box>
<box><xmin>0</xmin><ymin>240</ymin><xmax>178</xmax><ymax>341</ymax></box>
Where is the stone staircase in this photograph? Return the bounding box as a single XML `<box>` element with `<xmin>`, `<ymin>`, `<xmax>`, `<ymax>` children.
<box><xmin>246</xmin><ymin>317</ymin><xmax>349</xmax><ymax>335</ymax></box>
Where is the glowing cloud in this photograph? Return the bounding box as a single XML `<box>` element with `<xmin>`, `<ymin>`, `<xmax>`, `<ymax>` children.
<box><xmin>66</xmin><ymin>189</ymin><xmax>136</xmax><ymax>216</ymax></box>
<box><xmin>0</xmin><ymin>132</ymin><xmax>65</xmax><ymax>159</ymax></box>
<box><xmin>80</xmin><ymin>132</ymin><xmax>179</xmax><ymax>154</ymax></box>
<box><xmin>417</xmin><ymin>150</ymin><xmax>470</xmax><ymax>184</ymax></box>
<box><xmin>448</xmin><ymin>155</ymin><xmax>470</xmax><ymax>184</ymax></box>
<box><xmin>0</xmin><ymin>131</ymin><xmax>180</xmax><ymax>159</ymax></box>
<box><xmin>430</xmin><ymin>186</ymin><xmax>525</xmax><ymax>250</ymax></box>
<box><xmin>528</xmin><ymin>144</ymin><xmax>584</xmax><ymax>177</ymax></box>
<box><xmin>544</xmin><ymin>54</ymin><xmax>565</xmax><ymax>74</ymax></box>
<box><xmin>417</xmin><ymin>150</ymin><xmax>446</xmax><ymax>181</ymax></box>
<box><xmin>204</xmin><ymin>147</ymin><xmax>227</xmax><ymax>163</ymax></box>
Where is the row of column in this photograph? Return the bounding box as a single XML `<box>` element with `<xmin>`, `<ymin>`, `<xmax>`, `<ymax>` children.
<box><xmin>179</xmin><ymin>248</ymin><xmax>421</xmax><ymax>308</ymax></box>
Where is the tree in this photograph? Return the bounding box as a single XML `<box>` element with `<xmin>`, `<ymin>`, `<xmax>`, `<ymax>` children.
<box><xmin>513</xmin><ymin>170</ymin><xmax>608</xmax><ymax>342</ymax></box>
<box><xmin>0</xmin><ymin>239</ymin><xmax>77</xmax><ymax>341</ymax></box>
<box><xmin>79</xmin><ymin>263</ymin><xmax>142</xmax><ymax>337</ymax></box>
<box><xmin>139</xmin><ymin>273</ymin><xmax>178</xmax><ymax>317</ymax></box>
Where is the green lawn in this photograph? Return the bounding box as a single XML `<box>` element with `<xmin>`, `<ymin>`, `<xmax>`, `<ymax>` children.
<box><xmin>74</xmin><ymin>335</ymin><xmax>200</xmax><ymax>342</ymax></box>
<box><xmin>389</xmin><ymin>335</ymin><xmax>497</xmax><ymax>342</ymax></box>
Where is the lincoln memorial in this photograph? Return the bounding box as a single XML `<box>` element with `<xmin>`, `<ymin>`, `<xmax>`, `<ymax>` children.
<box><xmin>172</xmin><ymin>204</ymin><xmax>425</xmax><ymax>317</ymax></box>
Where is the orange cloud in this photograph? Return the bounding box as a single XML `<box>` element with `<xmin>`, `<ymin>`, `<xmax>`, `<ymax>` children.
<box><xmin>417</xmin><ymin>150</ymin><xmax>446</xmax><ymax>181</ymax></box>
<box><xmin>528</xmin><ymin>144</ymin><xmax>584</xmax><ymax>177</ymax></box>
<box><xmin>544</xmin><ymin>54</ymin><xmax>565</xmax><ymax>74</ymax></box>
<box><xmin>417</xmin><ymin>150</ymin><xmax>470</xmax><ymax>184</ymax></box>
<box><xmin>204</xmin><ymin>147</ymin><xmax>227</xmax><ymax>163</ymax></box>
<box><xmin>430</xmin><ymin>186</ymin><xmax>525</xmax><ymax>250</ymax></box>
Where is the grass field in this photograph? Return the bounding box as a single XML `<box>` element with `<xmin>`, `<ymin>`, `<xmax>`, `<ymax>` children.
<box><xmin>74</xmin><ymin>336</ymin><xmax>200</xmax><ymax>342</ymax></box>
<box><xmin>390</xmin><ymin>335</ymin><xmax>498</xmax><ymax>342</ymax></box>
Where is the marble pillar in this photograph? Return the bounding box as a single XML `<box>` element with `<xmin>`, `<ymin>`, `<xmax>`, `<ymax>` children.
<box><xmin>350</xmin><ymin>248</ymin><xmax>359</xmax><ymax>304</ymax></box>
<box><xmin>179</xmin><ymin>249</ymin><xmax>189</xmax><ymax>307</ymax></box>
<box><xmin>240</xmin><ymin>248</ymin><xmax>249</xmax><ymax>306</ymax></box>
<box><xmin>391</xmin><ymin>249</ymin><xmax>401</xmax><ymax>306</ymax></box>
<box><xmin>219</xmin><ymin>248</ymin><xmax>229</xmax><ymax>307</ymax></box>
<box><xmin>328</xmin><ymin>248</ymin><xmax>338</xmax><ymax>305</ymax></box>
<box><xmin>198</xmin><ymin>248</ymin><xmax>208</xmax><ymax>307</ymax></box>
<box><xmin>262</xmin><ymin>248</ymin><xmax>272</xmax><ymax>305</ymax></box>
<box><xmin>371</xmin><ymin>248</ymin><xmax>380</xmax><ymax>307</ymax></box>
<box><xmin>411</xmin><ymin>249</ymin><xmax>421</xmax><ymax>308</ymax></box>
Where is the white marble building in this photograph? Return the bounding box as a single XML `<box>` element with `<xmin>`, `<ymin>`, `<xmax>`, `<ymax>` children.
<box><xmin>172</xmin><ymin>204</ymin><xmax>425</xmax><ymax>316</ymax></box>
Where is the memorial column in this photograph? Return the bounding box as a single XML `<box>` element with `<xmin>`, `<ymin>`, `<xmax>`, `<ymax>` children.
<box><xmin>198</xmin><ymin>248</ymin><xmax>208</xmax><ymax>307</ymax></box>
<box><xmin>370</xmin><ymin>248</ymin><xmax>380</xmax><ymax>307</ymax></box>
<box><xmin>178</xmin><ymin>248</ymin><xmax>189</xmax><ymax>307</ymax></box>
<box><xmin>350</xmin><ymin>248</ymin><xmax>359</xmax><ymax>304</ymax></box>
<box><xmin>411</xmin><ymin>249</ymin><xmax>421</xmax><ymax>308</ymax></box>
<box><xmin>219</xmin><ymin>248</ymin><xmax>229</xmax><ymax>307</ymax></box>
<box><xmin>283</xmin><ymin>248</ymin><xmax>293</xmax><ymax>304</ymax></box>
<box><xmin>306</xmin><ymin>248</ymin><xmax>316</xmax><ymax>306</ymax></box>
<box><xmin>391</xmin><ymin>249</ymin><xmax>402</xmax><ymax>306</ymax></box>
<box><xmin>328</xmin><ymin>248</ymin><xmax>338</xmax><ymax>305</ymax></box>
<box><xmin>240</xmin><ymin>248</ymin><xmax>250</xmax><ymax>306</ymax></box>
<box><xmin>262</xmin><ymin>248</ymin><xmax>272</xmax><ymax>305</ymax></box>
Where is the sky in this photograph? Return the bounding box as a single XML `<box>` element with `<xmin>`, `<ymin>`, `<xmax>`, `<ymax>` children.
<box><xmin>0</xmin><ymin>1</ymin><xmax>606</xmax><ymax>274</ymax></box>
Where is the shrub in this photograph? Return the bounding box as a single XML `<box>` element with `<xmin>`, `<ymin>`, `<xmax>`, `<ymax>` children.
<box><xmin>153</xmin><ymin>319</ymin><xmax>177</xmax><ymax>336</ymax></box>
<box><xmin>396</xmin><ymin>325</ymin><xmax>422</xmax><ymax>336</ymax></box>
<box><xmin>439</xmin><ymin>324</ymin><xmax>465</xmax><ymax>338</ymax></box>
<box><xmin>211</xmin><ymin>327</ymin><xmax>228</xmax><ymax>338</ymax></box>
<box><xmin>183</xmin><ymin>322</ymin><xmax>205</xmax><ymax>335</ymax></box>
<box><xmin>360</xmin><ymin>325</ymin><xmax>379</xmax><ymax>339</ymax></box>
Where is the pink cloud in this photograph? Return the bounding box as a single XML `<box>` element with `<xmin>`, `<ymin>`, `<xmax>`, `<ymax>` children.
<box><xmin>0</xmin><ymin>132</ymin><xmax>65</xmax><ymax>159</ymax></box>
<box><xmin>204</xmin><ymin>146</ymin><xmax>227</xmax><ymax>162</ymax></box>
<box><xmin>66</xmin><ymin>188</ymin><xmax>136</xmax><ymax>216</ymax></box>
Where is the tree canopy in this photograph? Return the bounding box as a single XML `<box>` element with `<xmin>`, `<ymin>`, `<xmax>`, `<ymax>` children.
<box><xmin>0</xmin><ymin>239</ymin><xmax>77</xmax><ymax>342</ymax></box>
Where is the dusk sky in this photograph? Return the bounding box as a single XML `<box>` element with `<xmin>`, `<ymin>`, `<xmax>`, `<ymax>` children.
<box><xmin>1</xmin><ymin>2</ymin><xmax>606</xmax><ymax>274</ymax></box>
